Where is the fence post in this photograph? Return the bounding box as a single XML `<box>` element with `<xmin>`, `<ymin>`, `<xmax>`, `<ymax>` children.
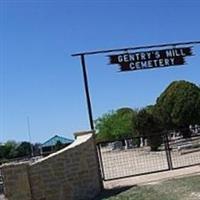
<box><xmin>96</xmin><ymin>144</ymin><xmax>106</xmax><ymax>181</ymax></box>
<box><xmin>164</xmin><ymin>132</ymin><xmax>173</xmax><ymax>170</ymax></box>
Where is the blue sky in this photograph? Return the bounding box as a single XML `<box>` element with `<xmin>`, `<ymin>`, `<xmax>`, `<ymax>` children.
<box><xmin>1</xmin><ymin>0</ymin><xmax>200</xmax><ymax>143</ymax></box>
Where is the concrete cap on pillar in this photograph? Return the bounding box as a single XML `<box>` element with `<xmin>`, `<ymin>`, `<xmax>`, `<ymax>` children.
<box><xmin>74</xmin><ymin>130</ymin><xmax>95</xmax><ymax>138</ymax></box>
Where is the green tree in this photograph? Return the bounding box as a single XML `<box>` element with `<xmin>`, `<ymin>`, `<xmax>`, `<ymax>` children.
<box><xmin>95</xmin><ymin>108</ymin><xmax>137</xmax><ymax>141</ymax></box>
<box><xmin>0</xmin><ymin>144</ymin><xmax>4</xmax><ymax>159</ymax></box>
<box><xmin>16</xmin><ymin>141</ymin><xmax>32</xmax><ymax>157</ymax></box>
<box><xmin>1</xmin><ymin>141</ymin><xmax>18</xmax><ymax>159</ymax></box>
<box><xmin>145</xmin><ymin>105</ymin><xmax>154</xmax><ymax>115</ymax></box>
<box><xmin>155</xmin><ymin>80</ymin><xmax>200</xmax><ymax>137</ymax></box>
<box><xmin>134</xmin><ymin>109</ymin><xmax>163</xmax><ymax>151</ymax></box>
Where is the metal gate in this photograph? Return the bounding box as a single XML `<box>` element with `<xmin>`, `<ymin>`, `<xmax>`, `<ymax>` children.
<box><xmin>97</xmin><ymin>130</ymin><xmax>200</xmax><ymax>181</ymax></box>
<box><xmin>168</xmin><ymin>132</ymin><xmax>200</xmax><ymax>169</ymax></box>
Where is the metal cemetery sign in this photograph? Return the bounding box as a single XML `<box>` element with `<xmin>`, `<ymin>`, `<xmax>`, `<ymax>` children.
<box><xmin>109</xmin><ymin>47</ymin><xmax>193</xmax><ymax>72</ymax></box>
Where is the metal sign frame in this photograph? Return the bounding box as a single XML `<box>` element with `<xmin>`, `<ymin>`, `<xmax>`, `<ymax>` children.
<box><xmin>72</xmin><ymin>41</ymin><xmax>200</xmax><ymax>131</ymax></box>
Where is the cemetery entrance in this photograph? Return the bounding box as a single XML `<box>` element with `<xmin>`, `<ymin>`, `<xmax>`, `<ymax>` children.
<box><xmin>72</xmin><ymin>41</ymin><xmax>200</xmax><ymax>181</ymax></box>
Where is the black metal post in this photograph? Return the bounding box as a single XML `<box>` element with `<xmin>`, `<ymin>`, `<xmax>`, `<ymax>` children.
<box><xmin>164</xmin><ymin>133</ymin><xmax>173</xmax><ymax>170</ymax></box>
<box><xmin>80</xmin><ymin>54</ymin><xmax>94</xmax><ymax>130</ymax></box>
<box><xmin>97</xmin><ymin>144</ymin><xmax>106</xmax><ymax>180</ymax></box>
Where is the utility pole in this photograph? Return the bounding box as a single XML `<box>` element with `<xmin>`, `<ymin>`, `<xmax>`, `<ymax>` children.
<box><xmin>27</xmin><ymin>116</ymin><xmax>34</xmax><ymax>157</ymax></box>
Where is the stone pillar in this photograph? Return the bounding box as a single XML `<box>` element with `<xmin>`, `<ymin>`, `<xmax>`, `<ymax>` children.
<box><xmin>1</xmin><ymin>163</ymin><xmax>32</xmax><ymax>200</ymax></box>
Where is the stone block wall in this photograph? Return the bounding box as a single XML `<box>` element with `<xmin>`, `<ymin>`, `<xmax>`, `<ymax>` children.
<box><xmin>1</xmin><ymin>131</ymin><xmax>102</xmax><ymax>200</ymax></box>
<box><xmin>1</xmin><ymin>163</ymin><xmax>31</xmax><ymax>200</ymax></box>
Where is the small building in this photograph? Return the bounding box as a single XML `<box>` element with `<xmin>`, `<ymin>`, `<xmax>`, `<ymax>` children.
<box><xmin>40</xmin><ymin>135</ymin><xmax>73</xmax><ymax>156</ymax></box>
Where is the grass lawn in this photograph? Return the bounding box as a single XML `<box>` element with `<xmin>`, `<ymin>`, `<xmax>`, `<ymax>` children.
<box><xmin>96</xmin><ymin>175</ymin><xmax>200</xmax><ymax>200</ymax></box>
